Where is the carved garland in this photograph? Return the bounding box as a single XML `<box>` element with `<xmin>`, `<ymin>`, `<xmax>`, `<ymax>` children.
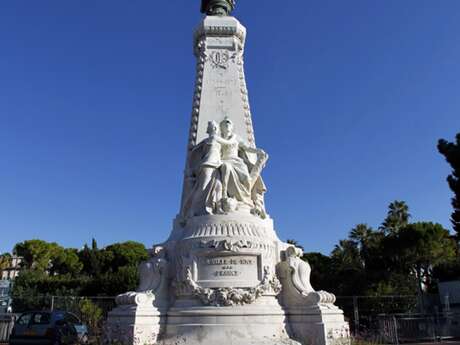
<box><xmin>184</xmin><ymin>266</ymin><xmax>281</xmax><ymax>307</ymax></box>
<box><xmin>237</xmin><ymin>57</ymin><xmax>255</xmax><ymax>147</ymax></box>
<box><xmin>188</xmin><ymin>38</ymin><xmax>206</xmax><ymax>149</ymax></box>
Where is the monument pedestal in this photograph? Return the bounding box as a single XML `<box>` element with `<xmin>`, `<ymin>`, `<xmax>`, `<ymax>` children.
<box><xmin>164</xmin><ymin>302</ymin><xmax>301</xmax><ymax>345</ymax></box>
<box><xmin>104</xmin><ymin>12</ymin><xmax>350</xmax><ymax>345</ymax></box>
<box><xmin>284</xmin><ymin>306</ymin><xmax>350</xmax><ymax>345</ymax></box>
<box><xmin>105</xmin><ymin>300</ymin><xmax>165</xmax><ymax>345</ymax></box>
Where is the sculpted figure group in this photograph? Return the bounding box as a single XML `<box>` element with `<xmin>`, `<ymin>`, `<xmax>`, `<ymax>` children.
<box><xmin>181</xmin><ymin>118</ymin><xmax>268</xmax><ymax>220</ymax></box>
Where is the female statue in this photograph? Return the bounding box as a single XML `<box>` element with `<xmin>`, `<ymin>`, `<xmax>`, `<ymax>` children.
<box><xmin>182</xmin><ymin>121</ymin><xmax>223</xmax><ymax>218</ymax></box>
<box><xmin>181</xmin><ymin>118</ymin><xmax>268</xmax><ymax>219</ymax></box>
<box><xmin>215</xmin><ymin>118</ymin><xmax>266</xmax><ymax>212</ymax></box>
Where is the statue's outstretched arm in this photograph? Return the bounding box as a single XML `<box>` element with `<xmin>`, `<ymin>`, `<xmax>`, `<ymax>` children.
<box><xmin>212</xmin><ymin>134</ymin><xmax>233</xmax><ymax>145</ymax></box>
<box><xmin>239</xmin><ymin>141</ymin><xmax>267</xmax><ymax>156</ymax></box>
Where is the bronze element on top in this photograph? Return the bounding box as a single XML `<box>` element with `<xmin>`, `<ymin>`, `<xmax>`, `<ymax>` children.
<box><xmin>201</xmin><ymin>0</ymin><xmax>236</xmax><ymax>16</ymax></box>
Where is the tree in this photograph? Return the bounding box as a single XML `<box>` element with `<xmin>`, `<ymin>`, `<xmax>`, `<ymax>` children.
<box><xmin>349</xmin><ymin>224</ymin><xmax>374</xmax><ymax>248</ymax></box>
<box><xmin>380</xmin><ymin>200</ymin><xmax>411</xmax><ymax>234</ymax></box>
<box><xmin>331</xmin><ymin>240</ymin><xmax>362</xmax><ymax>270</ymax></box>
<box><xmin>104</xmin><ymin>241</ymin><xmax>148</xmax><ymax>271</ymax></box>
<box><xmin>0</xmin><ymin>253</ymin><xmax>12</xmax><ymax>271</ymax></box>
<box><xmin>384</xmin><ymin>222</ymin><xmax>456</xmax><ymax>296</ymax></box>
<box><xmin>438</xmin><ymin>133</ymin><xmax>460</xmax><ymax>238</ymax></box>
<box><xmin>14</xmin><ymin>240</ymin><xmax>62</xmax><ymax>272</ymax></box>
<box><xmin>302</xmin><ymin>252</ymin><xmax>334</xmax><ymax>292</ymax></box>
<box><xmin>349</xmin><ymin>224</ymin><xmax>378</xmax><ymax>267</ymax></box>
<box><xmin>79</xmin><ymin>299</ymin><xmax>103</xmax><ymax>331</ymax></box>
<box><xmin>51</xmin><ymin>248</ymin><xmax>83</xmax><ymax>276</ymax></box>
<box><xmin>330</xmin><ymin>240</ymin><xmax>367</xmax><ymax>295</ymax></box>
<box><xmin>286</xmin><ymin>239</ymin><xmax>304</xmax><ymax>251</ymax></box>
<box><xmin>78</xmin><ymin>239</ymin><xmax>106</xmax><ymax>277</ymax></box>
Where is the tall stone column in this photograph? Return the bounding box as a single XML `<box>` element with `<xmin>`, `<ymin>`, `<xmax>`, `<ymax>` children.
<box><xmin>188</xmin><ymin>16</ymin><xmax>254</xmax><ymax>150</ymax></box>
<box><xmin>178</xmin><ymin>16</ymin><xmax>260</xmax><ymax>221</ymax></box>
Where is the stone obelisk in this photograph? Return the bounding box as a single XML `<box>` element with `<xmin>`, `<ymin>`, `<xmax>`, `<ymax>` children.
<box><xmin>104</xmin><ymin>2</ymin><xmax>350</xmax><ymax>345</ymax></box>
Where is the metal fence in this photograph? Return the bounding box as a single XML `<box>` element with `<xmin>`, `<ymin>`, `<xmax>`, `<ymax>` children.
<box><xmin>1</xmin><ymin>295</ymin><xmax>459</xmax><ymax>344</ymax></box>
<box><xmin>376</xmin><ymin>313</ymin><xmax>459</xmax><ymax>344</ymax></box>
<box><xmin>334</xmin><ymin>295</ymin><xmax>460</xmax><ymax>344</ymax></box>
<box><xmin>0</xmin><ymin>313</ymin><xmax>15</xmax><ymax>343</ymax></box>
<box><xmin>335</xmin><ymin>295</ymin><xmax>419</xmax><ymax>335</ymax></box>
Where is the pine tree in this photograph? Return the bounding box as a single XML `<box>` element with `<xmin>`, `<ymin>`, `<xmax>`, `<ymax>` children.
<box><xmin>438</xmin><ymin>133</ymin><xmax>460</xmax><ymax>238</ymax></box>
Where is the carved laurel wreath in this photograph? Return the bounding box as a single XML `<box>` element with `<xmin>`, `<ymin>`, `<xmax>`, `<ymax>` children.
<box><xmin>184</xmin><ymin>265</ymin><xmax>281</xmax><ymax>307</ymax></box>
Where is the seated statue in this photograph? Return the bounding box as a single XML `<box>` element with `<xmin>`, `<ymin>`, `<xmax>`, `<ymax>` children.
<box><xmin>181</xmin><ymin>121</ymin><xmax>223</xmax><ymax>218</ymax></box>
<box><xmin>216</xmin><ymin>118</ymin><xmax>268</xmax><ymax>216</ymax></box>
<box><xmin>181</xmin><ymin>118</ymin><xmax>268</xmax><ymax>219</ymax></box>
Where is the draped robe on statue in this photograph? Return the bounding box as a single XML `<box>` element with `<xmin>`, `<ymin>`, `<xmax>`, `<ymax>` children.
<box><xmin>181</xmin><ymin>133</ymin><xmax>267</xmax><ymax>218</ymax></box>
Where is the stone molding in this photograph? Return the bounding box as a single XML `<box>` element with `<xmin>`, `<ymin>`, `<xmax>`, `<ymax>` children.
<box><xmin>193</xmin><ymin>16</ymin><xmax>246</xmax><ymax>51</ymax></box>
<box><xmin>177</xmin><ymin>213</ymin><xmax>278</xmax><ymax>240</ymax></box>
<box><xmin>191</xmin><ymin>238</ymin><xmax>273</xmax><ymax>252</ymax></box>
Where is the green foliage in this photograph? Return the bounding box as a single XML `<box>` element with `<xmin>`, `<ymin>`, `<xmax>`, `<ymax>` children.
<box><xmin>286</xmin><ymin>239</ymin><xmax>304</xmax><ymax>251</ymax></box>
<box><xmin>383</xmin><ymin>222</ymin><xmax>456</xmax><ymax>292</ymax></box>
<box><xmin>302</xmin><ymin>202</ymin><xmax>456</xmax><ymax>301</ymax></box>
<box><xmin>51</xmin><ymin>248</ymin><xmax>83</xmax><ymax>276</ymax></box>
<box><xmin>78</xmin><ymin>239</ymin><xmax>105</xmax><ymax>277</ymax></box>
<box><xmin>0</xmin><ymin>253</ymin><xmax>12</xmax><ymax>270</ymax></box>
<box><xmin>302</xmin><ymin>252</ymin><xmax>334</xmax><ymax>292</ymax></box>
<box><xmin>79</xmin><ymin>299</ymin><xmax>103</xmax><ymax>331</ymax></box>
<box><xmin>14</xmin><ymin>240</ymin><xmax>62</xmax><ymax>271</ymax></box>
<box><xmin>10</xmin><ymin>239</ymin><xmax>146</xmax><ymax>303</ymax></box>
<box><xmin>380</xmin><ymin>200</ymin><xmax>410</xmax><ymax>235</ymax></box>
<box><xmin>104</xmin><ymin>241</ymin><xmax>148</xmax><ymax>271</ymax></box>
<box><xmin>438</xmin><ymin>133</ymin><xmax>460</xmax><ymax>237</ymax></box>
<box><xmin>84</xmin><ymin>265</ymin><xmax>139</xmax><ymax>296</ymax></box>
<box><xmin>433</xmin><ymin>257</ymin><xmax>460</xmax><ymax>282</ymax></box>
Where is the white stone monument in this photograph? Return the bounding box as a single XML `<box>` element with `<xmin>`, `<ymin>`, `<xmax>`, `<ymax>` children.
<box><xmin>105</xmin><ymin>2</ymin><xmax>350</xmax><ymax>345</ymax></box>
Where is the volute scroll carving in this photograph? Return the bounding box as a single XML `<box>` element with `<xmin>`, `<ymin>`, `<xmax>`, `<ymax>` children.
<box><xmin>278</xmin><ymin>246</ymin><xmax>337</xmax><ymax>307</ymax></box>
<box><xmin>115</xmin><ymin>246</ymin><xmax>170</xmax><ymax>308</ymax></box>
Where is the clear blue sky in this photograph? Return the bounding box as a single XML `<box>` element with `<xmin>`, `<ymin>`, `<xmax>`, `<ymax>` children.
<box><xmin>1</xmin><ymin>1</ymin><xmax>459</xmax><ymax>255</ymax></box>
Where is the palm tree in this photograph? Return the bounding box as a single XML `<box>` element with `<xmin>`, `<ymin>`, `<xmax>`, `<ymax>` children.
<box><xmin>331</xmin><ymin>240</ymin><xmax>362</xmax><ymax>270</ymax></box>
<box><xmin>286</xmin><ymin>239</ymin><xmax>304</xmax><ymax>251</ymax></box>
<box><xmin>380</xmin><ymin>200</ymin><xmax>411</xmax><ymax>234</ymax></box>
<box><xmin>349</xmin><ymin>224</ymin><xmax>374</xmax><ymax>249</ymax></box>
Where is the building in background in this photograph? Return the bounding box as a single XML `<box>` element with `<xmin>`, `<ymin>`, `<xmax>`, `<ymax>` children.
<box><xmin>439</xmin><ymin>280</ymin><xmax>460</xmax><ymax>312</ymax></box>
<box><xmin>1</xmin><ymin>256</ymin><xmax>22</xmax><ymax>280</ymax></box>
<box><xmin>0</xmin><ymin>280</ymin><xmax>12</xmax><ymax>313</ymax></box>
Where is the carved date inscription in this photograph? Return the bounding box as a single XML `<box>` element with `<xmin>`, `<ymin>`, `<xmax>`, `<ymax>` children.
<box><xmin>197</xmin><ymin>255</ymin><xmax>258</xmax><ymax>283</ymax></box>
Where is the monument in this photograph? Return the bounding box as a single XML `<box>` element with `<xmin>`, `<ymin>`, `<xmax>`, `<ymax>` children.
<box><xmin>104</xmin><ymin>1</ymin><xmax>350</xmax><ymax>344</ymax></box>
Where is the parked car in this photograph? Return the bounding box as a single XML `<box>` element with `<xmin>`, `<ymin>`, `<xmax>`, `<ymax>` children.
<box><xmin>9</xmin><ymin>311</ymin><xmax>88</xmax><ymax>345</ymax></box>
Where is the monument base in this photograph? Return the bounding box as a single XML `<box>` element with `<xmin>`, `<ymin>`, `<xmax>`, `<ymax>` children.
<box><xmin>105</xmin><ymin>303</ymin><xmax>166</xmax><ymax>345</ymax></box>
<box><xmin>285</xmin><ymin>306</ymin><xmax>350</xmax><ymax>345</ymax></box>
<box><xmin>161</xmin><ymin>297</ymin><xmax>301</xmax><ymax>345</ymax></box>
